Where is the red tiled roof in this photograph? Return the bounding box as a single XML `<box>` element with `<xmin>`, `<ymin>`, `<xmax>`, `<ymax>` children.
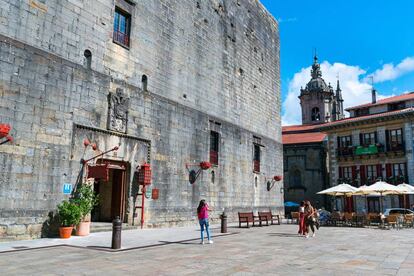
<box><xmin>320</xmin><ymin>107</ymin><xmax>414</xmax><ymax>129</ymax></box>
<box><xmin>346</xmin><ymin>92</ymin><xmax>414</xmax><ymax>111</ymax></box>
<box><xmin>282</xmin><ymin>124</ymin><xmax>320</xmax><ymax>133</ymax></box>
<box><xmin>282</xmin><ymin>132</ymin><xmax>327</xmax><ymax>145</ymax></box>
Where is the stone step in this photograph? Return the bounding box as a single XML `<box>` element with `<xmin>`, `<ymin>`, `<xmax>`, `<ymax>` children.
<box><xmin>90</xmin><ymin>223</ymin><xmax>139</xmax><ymax>233</ymax></box>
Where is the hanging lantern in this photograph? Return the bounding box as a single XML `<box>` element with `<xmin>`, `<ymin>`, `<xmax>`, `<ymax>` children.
<box><xmin>199</xmin><ymin>161</ymin><xmax>211</xmax><ymax>170</ymax></box>
<box><xmin>151</xmin><ymin>188</ymin><xmax>159</xmax><ymax>200</ymax></box>
<box><xmin>138</xmin><ymin>163</ymin><xmax>152</xmax><ymax>185</ymax></box>
<box><xmin>83</xmin><ymin>138</ymin><xmax>91</xmax><ymax>147</ymax></box>
<box><xmin>274</xmin><ymin>175</ymin><xmax>283</xmax><ymax>181</ymax></box>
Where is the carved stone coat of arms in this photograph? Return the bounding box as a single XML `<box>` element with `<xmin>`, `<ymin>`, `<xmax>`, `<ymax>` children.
<box><xmin>107</xmin><ymin>88</ymin><xmax>129</xmax><ymax>133</ymax></box>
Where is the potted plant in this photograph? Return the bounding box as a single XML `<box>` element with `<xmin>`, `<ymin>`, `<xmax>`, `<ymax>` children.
<box><xmin>57</xmin><ymin>200</ymin><xmax>81</xmax><ymax>239</ymax></box>
<box><xmin>74</xmin><ymin>184</ymin><xmax>98</xmax><ymax>236</ymax></box>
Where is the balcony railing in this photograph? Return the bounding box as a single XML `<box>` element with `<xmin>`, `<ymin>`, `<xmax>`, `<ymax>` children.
<box><xmin>337</xmin><ymin>146</ymin><xmax>354</xmax><ymax>157</ymax></box>
<box><xmin>387</xmin><ymin>142</ymin><xmax>405</xmax><ymax>152</ymax></box>
<box><xmin>210</xmin><ymin>150</ymin><xmax>218</xmax><ymax>166</ymax></box>
<box><xmin>337</xmin><ymin>144</ymin><xmax>387</xmax><ymax>158</ymax></box>
<box><xmin>386</xmin><ymin>175</ymin><xmax>407</xmax><ymax>185</ymax></box>
<box><xmin>113</xmin><ymin>31</ymin><xmax>130</xmax><ymax>48</ymax></box>
<box><xmin>253</xmin><ymin>160</ymin><xmax>260</xmax><ymax>173</ymax></box>
<box><xmin>337</xmin><ymin>178</ymin><xmax>358</xmax><ymax>187</ymax></box>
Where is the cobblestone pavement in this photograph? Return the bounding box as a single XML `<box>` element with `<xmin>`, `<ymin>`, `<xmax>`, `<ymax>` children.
<box><xmin>1</xmin><ymin>225</ymin><xmax>414</xmax><ymax>275</ymax></box>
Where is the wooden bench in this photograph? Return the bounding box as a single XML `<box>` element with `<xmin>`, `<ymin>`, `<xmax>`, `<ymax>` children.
<box><xmin>238</xmin><ymin>212</ymin><xmax>261</xmax><ymax>228</ymax></box>
<box><xmin>291</xmin><ymin>212</ymin><xmax>299</xmax><ymax>224</ymax></box>
<box><xmin>258</xmin><ymin>211</ymin><xmax>281</xmax><ymax>226</ymax></box>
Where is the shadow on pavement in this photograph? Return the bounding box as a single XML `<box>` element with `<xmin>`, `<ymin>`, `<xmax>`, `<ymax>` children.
<box><xmin>267</xmin><ymin>233</ymin><xmax>301</xmax><ymax>237</ymax></box>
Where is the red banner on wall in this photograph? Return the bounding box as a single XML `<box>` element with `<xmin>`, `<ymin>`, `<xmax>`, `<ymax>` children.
<box><xmin>87</xmin><ymin>164</ymin><xmax>109</xmax><ymax>181</ymax></box>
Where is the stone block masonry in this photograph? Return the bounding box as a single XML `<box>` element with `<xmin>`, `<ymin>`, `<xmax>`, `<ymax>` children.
<box><xmin>0</xmin><ymin>0</ymin><xmax>282</xmax><ymax>240</ymax></box>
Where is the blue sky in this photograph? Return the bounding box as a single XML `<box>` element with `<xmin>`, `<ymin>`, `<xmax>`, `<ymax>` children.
<box><xmin>260</xmin><ymin>0</ymin><xmax>414</xmax><ymax>124</ymax></box>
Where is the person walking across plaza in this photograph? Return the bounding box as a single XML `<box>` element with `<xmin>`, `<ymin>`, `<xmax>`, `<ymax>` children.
<box><xmin>314</xmin><ymin>206</ymin><xmax>320</xmax><ymax>230</ymax></box>
<box><xmin>197</xmin><ymin>199</ymin><xmax>213</xmax><ymax>245</ymax></box>
<box><xmin>298</xmin><ymin>201</ymin><xmax>306</xmax><ymax>236</ymax></box>
<box><xmin>304</xmin><ymin>201</ymin><xmax>316</xmax><ymax>238</ymax></box>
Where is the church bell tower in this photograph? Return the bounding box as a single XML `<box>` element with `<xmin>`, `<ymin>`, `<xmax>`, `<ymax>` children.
<box><xmin>298</xmin><ymin>55</ymin><xmax>344</xmax><ymax>125</ymax></box>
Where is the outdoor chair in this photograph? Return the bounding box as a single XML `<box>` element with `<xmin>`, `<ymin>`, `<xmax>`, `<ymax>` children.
<box><xmin>344</xmin><ymin>212</ymin><xmax>355</xmax><ymax>227</ymax></box>
<box><xmin>385</xmin><ymin>215</ymin><xmax>399</xmax><ymax>230</ymax></box>
<box><xmin>331</xmin><ymin>212</ymin><xmax>344</xmax><ymax>226</ymax></box>
<box><xmin>366</xmin><ymin>213</ymin><xmax>381</xmax><ymax>227</ymax></box>
<box><xmin>404</xmin><ymin>214</ymin><xmax>414</xmax><ymax>228</ymax></box>
<box><xmin>353</xmin><ymin>214</ymin><xmax>366</xmax><ymax>227</ymax></box>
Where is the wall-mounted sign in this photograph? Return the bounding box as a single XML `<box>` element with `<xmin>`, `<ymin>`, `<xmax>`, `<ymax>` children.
<box><xmin>63</xmin><ymin>183</ymin><xmax>73</xmax><ymax>195</ymax></box>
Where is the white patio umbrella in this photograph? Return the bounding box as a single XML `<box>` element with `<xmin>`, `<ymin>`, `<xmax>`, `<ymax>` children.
<box><xmin>354</xmin><ymin>185</ymin><xmax>381</xmax><ymax>213</ymax></box>
<box><xmin>396</xmin><ymin>183</ymin><xmax>414</xmax><ymax>194</ymax></box>
<box><xmin>363</xmin><ymin>181</ymin><xmax>403</xmax><ymax>213</ymax></box>
<box><xmin>396</xmin><ymin>183</ymin><xmax>414</xmax><ymax>208</ymax></box>
<box><xmin>317</xmin><ymin>183</ymin><xmax>358</xmax><ymax>196</ymax></box>
<box><xmin>317</xmin><ymin>183</ymin><xmax>358</xmax><ymax>211</ymax></box>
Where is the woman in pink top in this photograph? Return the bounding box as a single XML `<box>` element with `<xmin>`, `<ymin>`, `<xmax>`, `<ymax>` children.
<box><xmin>197</xmin><ymin>200</ymin><xmax>213</xmax><ymax>244</ymax></box>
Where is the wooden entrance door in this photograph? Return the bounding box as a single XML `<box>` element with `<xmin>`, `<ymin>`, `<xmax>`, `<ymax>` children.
<box><xmin>91</xmin><ymin>160</ymin><xmax>128</xmax><ymax>222</ymax></box>
<box><xmin>111</xmin><ymin>168</ymin><xmax>126</xmax><ymax>221</ymax></box>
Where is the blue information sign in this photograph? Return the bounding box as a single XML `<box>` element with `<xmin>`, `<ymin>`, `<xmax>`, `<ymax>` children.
<box><xmin>63</xmin><ymin>183</ymin><xmax>73</xmax><ymax>195</ymax></box>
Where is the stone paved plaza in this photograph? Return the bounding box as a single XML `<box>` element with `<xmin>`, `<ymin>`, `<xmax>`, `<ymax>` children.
<box><xmin>1</xmin><ymin>224</ymin><xmax>414</xmax><ymax>275</ymax></box>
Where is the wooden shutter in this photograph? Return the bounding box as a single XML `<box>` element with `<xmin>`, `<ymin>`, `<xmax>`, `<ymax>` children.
<box><xmin>360</xmin><ymin>165</ymin><xmax>366</xmax><ymax>185</ymax></box>
<box><xmin>376</xmin><ymin>164</ymin><xmax>382</xmax><ymax>179</ymax></box>
<box><xmin>386</xmin><ymin>164</ymin><xmax>392</xmax><ymax>178</ymax></box>
<box><xmin>352</xmin><ymin>166</ymin><xmax>357</xmax><ymax>183</ymax></box>
<box><xmin>404</xmin><ymin>163</ymin><xmax>408</xmax><ymax>182</ymax></box>
<box><xmin>385</xmin><ymin>130</ymin><xmax>389</xmax><ymax>151</ymax></box>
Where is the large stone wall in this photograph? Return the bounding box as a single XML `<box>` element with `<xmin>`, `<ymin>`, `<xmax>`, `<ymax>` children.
<box><xmin>0</xmin><ymin>0</ymin><xmax>282</xmax><ymax>240</ymax></box>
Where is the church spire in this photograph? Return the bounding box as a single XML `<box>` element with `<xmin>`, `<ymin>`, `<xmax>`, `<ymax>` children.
<box><xmin>336</xmin><ymin>79</ymin><xmax>343</xmax><ymax>101</ymax></box>
<box><xmin>335</xmin><ymin>78</ymin><xmax>344</xmax><ymax>120</ymax></box>
<box><xmin>311</xmin><ymin>54</ymin><xmax>322</xmax><ymax>79</ymax></box>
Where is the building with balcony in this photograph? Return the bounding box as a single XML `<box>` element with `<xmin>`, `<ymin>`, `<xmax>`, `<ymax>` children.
<box><xmin>320</xmin><ymin>92</ymin><xmax>414</xmax><ymax>213</ymax></box>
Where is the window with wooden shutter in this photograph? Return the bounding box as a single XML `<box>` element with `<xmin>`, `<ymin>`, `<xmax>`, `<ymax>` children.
<box><xmin>210</xmin><ymin>131</ymin><xmax>219</xmax><ymax>165</ymax></box>
<box><xmin>388</xmin><ymin>128</ymin><xmax>404</xmax><ymax>151</ymax></box>
<box><xmin>360</xmin><ymin>165</ymin><xmax>366</xmax><ymax>186</ymax></box>
<box><xmin>253</xmin><ymin>143</ymin><xmax>261</xmax><ymax>173</ymax></box>
<box><xmin>113</xmin><ymin>7</ymin><xmax>131</xmax><ymax>48</ymax></box>
<box><xmin>376</xmin><ymin>164</ymin><xmax>382</xmax><ymax>180</ymax></box>
<box><xmin>385</xmin><ymin>129</ymin><xmax>389</xmax><ymax>151</ymax></box>
<box><xmin>385</xmin><ymin>164</ymin><xmax>392</xmax><ymax>178</ymax></box>
<box><xmin>351</xmin><ymin>166</ymin><xmax>357</xmax><ymax>186</ymax></box>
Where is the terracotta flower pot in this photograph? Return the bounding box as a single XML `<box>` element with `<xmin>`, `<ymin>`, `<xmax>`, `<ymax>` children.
<box><xmin>76</xmin><ymin>221</ymin><xmax>90</xmax><ymax>236</ymax></box>
<box><xmin>59</xmin><ymin>226</ymin><xmax>74</xmax><ymax>239</ymax></box>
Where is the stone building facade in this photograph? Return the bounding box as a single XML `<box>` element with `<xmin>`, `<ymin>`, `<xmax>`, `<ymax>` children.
<box><xmin>282</xmin><ymin>125</ymin><xmax>328</xmax><ymax>212</ymax></box>
<box><xmin>0</xmin><ymin>0</ymin><xmax>282</xmax><ymax>240</ymax></box>
<box><xmin>321</xmin><ymin>92</ymin><xmax>414</xmax><ymax>213</ymax></box>
<box><xmin>282</xmin><ymin>57</ymin><xmax>333</xmax><ymax>212</ymax></box>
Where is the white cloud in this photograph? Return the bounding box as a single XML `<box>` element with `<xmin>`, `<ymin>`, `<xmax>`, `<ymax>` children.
<box><xmin>368</xmin><ymin>56</ymin><xmax>414</xmax><ymax>83</ymax></box>
<box><xmin>282</xmin><ymin>61</ymin><xmax>388</xmax><ymax>125</ymax></box>
<box><xmin>277</xmin><ymin>17</ymin><xmax>298</xmax><ymax>23</ymax></box>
